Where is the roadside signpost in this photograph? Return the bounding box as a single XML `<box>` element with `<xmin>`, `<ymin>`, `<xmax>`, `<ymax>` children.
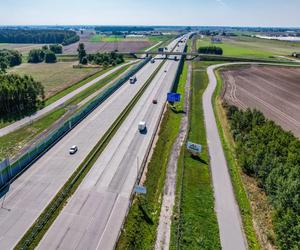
<box><xmin>167</xmin><ymin>93</ymin><xmax>181</xmax><ymax>103</ymax></box>
<box><xmin>134</xmin><ymin>185</ymin><xmax>147</xmax><ymax>194</ymax></box>
<box><xmin>186</xmin><ymin>141</ymin><xmax>202</xmax><ymax>155</ymax></box>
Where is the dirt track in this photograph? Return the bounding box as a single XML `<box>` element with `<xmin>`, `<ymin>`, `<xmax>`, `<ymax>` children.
<box><xmin>221</xmin><ymin>65</ymin><xmax>300</xmax><ymax>138</ymax></box>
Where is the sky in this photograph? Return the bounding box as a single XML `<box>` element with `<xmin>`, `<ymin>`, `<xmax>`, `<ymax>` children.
<box><xmin>0</xmin><ymin>0</ymin><xmax>300</xmax><ymax>27</ymax></box>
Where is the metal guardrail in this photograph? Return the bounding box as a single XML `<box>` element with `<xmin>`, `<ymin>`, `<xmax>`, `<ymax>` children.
<box><xmin>0</xmin><ymin>58</ymin><xmax>151</xmax><ymax>191</ymax></box>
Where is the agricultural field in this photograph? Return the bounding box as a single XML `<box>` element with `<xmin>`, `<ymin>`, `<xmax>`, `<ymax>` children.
<box><xmin>221</xmin><ymin>65</ymin><xmax>300</xmax><ymax>138</ymax></box>
<box><xmin>63</xmin><ymin>34</ymin><xmax>176</xmax><ymax>54</ymax></box>
<box><xmin>8</xmin><ymin>62</ymin><xmax>101</xmax><ymax>99</ymax></box>
<box><xmin>63</xmin><ymin>40</ymin><xmax>151</xmax><ymax>54</ymax></box>
<box><xmin>197</xmin><ymin>35</ymin><xmax>300</xmax><ymax>59</ymax></box>
<box><xmin>0</xmin><ymin>43</ymin><xmax>44</xmax><ymax>54</ymax></box>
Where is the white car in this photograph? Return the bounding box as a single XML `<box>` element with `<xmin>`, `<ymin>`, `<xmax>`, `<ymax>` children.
<box><xmin>69</xmin><ymin>145</ymin><xmax>78</xmax><ymax>154</ymax></box>
<box><xmin>129</xmin><ymin>76</ymin><xmax>137</xmax><ymax>84</ymax></box>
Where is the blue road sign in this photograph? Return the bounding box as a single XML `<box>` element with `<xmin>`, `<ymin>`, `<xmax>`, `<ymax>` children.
<box><xmin>134</xmin><ymin>185</ymin><xmax>147</xmax><ymax>194</ymax></box>
<box><xmin>187</xmin><ymin>141</ymin><xmax>202</xmax><ymax>154</ymax></box>
<box><xmin>167</xmin><ymin>93</ymin><xmax>181</xmax><ymax>102</ymax></box>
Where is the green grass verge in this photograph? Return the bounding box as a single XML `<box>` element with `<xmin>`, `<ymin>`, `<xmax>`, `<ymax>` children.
<box><xmin>64</xmin><ymin>64</ymin><xmax>132</xmax><ymax>106</ymax></box>
<box><xmin>212</xmin><ymin>66</ymin><xmax>261</xmax><ymax>250</ymax></box>
<box><xmin>45</xmin><ymin>63</ymin><xmax>130</xmax><ymax>106</ymax></box>
<box><xmin>0</xmin><ymin>108</ymin><xmax>66</xmax><ymax>160</ymax></box>
<box><xmin>15</xmin><ymin>56</ymin><xmax>163</xmax><ymax>250</ymax></box>
<box><xmin>116</xmin><ymin>60</ymin><xmax>187</xmax><ymax>250</ymax></box>
<box><xmin>0</xmin><ymin>64</ymin><xmax>132</xmax><ymax>161</ymax></box>
<box><xmin>170</xmin><ymin>61</ymin><xmax>221</xmax><ymax>250</ymax></box>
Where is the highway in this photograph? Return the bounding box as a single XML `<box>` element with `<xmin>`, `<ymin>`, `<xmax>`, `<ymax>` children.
<box><xmin>0</xmin><ymin>60</ymin><xmax>137</xmax><ymax>137</ymax></box>
<box><xmin>0</xmin><ymin>36</ymin><xmax>184</xmax><ymax>249</ymax></box>
<box><xmin>37</xmin><ymin>35</ymin><xmax>189</xmax><ymax>250</ymax></box>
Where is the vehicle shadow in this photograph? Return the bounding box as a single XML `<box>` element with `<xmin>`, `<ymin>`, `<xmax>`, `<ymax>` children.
<box><xmin>191</xmin><ymin>154</ymin><xmax>208</xmax><ymax>165</ymax></box>
<box><xmin>0</xmin><ymin>184</ymin><xmax>11</xmax><ymax>211</ymax></box>
<box><xmin>139</xmin><ymin>128</ymin><xmax>148</xmax><ymax>135</ymax></box>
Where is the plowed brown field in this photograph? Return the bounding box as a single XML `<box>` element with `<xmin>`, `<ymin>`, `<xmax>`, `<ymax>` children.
<box><xmin>221</xmin><ymin>65</ymin><xmax>300</xmax><ymax>138</ymax></box>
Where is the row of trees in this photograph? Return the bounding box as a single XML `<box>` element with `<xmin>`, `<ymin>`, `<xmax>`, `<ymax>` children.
<box><xmin>0</xmin><ymin>29</ymin><xmax>79</xmax><ymax>45</ymax></box>
<box><xmin>28</xmin><ymin>47</ymin><xmax>57</xmax><ymax>63</ymax></box>
<box><xmin>226</xmin><ymin>105</ymin><xmax>300</xmax><ymax>249</ymax></box>
<box><xmin>198</xmin><ymin>46</ymin><xmax>223</xmax><ymax>55</ymax></box>
<box><xmin>77</xmin><ymin>43</ymin><xmax>124</xmax><ymax>66</ymax></box>
<box><xmin>0</xmin><ymin>74</ymin><xmax>44</xmax><ymax>117</ymax></box>
<box><xmin>0</xmin><ymin>49</ymin><xmax>22</xmax><ymax>72</ymax></box>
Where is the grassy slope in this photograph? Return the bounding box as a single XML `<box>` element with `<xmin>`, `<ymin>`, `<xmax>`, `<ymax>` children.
<box><xmin>116</xmin><ymin>62</ymin><xmax>187</xmax><ymax>250</ymax></box>
<box><xmin>0</xmin><ymin>65</ymin><xmax>130</xmax><ymax>160</ymax></box>
<box><xmin>170</xmin><ymin>61</ymin><xmax>221</xmax><ymax>250</ymax></box>
<box><xmin>212</xmin><ymin>68</ymin><xmax>261</xmax><ymax>249</ymax></box>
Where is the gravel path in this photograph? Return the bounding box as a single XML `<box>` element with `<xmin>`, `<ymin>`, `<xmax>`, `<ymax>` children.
<box><xmin>155</xmin><ymin>63</ymin><xmax>191</xmax><ymax>250</ymax></box>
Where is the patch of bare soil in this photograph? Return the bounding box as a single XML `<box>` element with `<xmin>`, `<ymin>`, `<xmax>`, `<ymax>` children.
<box><xmin>222</xmin><ymin>65</ymin><xmax>300</xmax><ymax>138</ymax></box>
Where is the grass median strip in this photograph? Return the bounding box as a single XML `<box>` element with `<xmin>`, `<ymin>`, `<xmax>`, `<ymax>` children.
<box><xmin>213</xmin><ymin>66</ymin><xmax>260</xmax><ymax>249</ymax></box>
<box><xmin>15</xmin><ymin>59</ymin><xmax>165</xmax><ymax>250</ymax></box>
<box><xmin>170</xmin><ymin>61</ymin><xmax>221</xmax><ymax>250</ymax></box>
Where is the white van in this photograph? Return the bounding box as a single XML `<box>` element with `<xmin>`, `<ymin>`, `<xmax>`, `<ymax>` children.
<box><xmin>138</xmin><ymin>121</ymin><xmax>146</xmax><ymax>132</ymax></box>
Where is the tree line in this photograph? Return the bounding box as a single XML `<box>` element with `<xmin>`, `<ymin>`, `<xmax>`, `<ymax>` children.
<box><xmin>0</xmin><ymin>29</ymin><xmax>79</xmax><ymax>45</ymax></box>
<box><xmin>28</xmin><ymin>44</ymin><xmax>62</xmax><ymax>63</ymax></box>
<box><xmin>0</xmin><ymin>49</ymin><xmax>22</xmax><ymax>72</ymax></box>
<box><xmin>226</xmin><ymin>105</ymin><xmax>300</xmax><ymax>249</ymax></box>
<box><xmin>77</xmin><ymin>43</ymin><xmax>124</xmax><ymax>66</ymax></box>
<box><xmin>198</xmin><ymin>46</ymin><xmax>223</xmax><ymax>55</ymax></box>
<box><xmin>0</xmin><ymin>74</ymin><xmax>44</xmax><ymax>118</ymax></box>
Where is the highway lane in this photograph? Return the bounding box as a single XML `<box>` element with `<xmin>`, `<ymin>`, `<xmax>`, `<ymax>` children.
<box><xmin>0</xmin><ymin>60</ymin><xmax>137</xmax><ymax>137</ymax></box>
<box><xmin>37</xmin><ymin>36</ymin><xmax>189</xmax><ymax>250</ymax></box>
<box><xmin>0</xmin><ymin>36</ymin><xmax>183</xmax><ymax>249</ymax></box>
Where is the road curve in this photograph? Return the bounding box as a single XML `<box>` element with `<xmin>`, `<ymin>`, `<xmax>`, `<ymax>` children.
<box><xmin>204</xmin><ymin>61</ymin><xmax>300</xmax><ymax>250</ymax></box>
<box><xmin>0</xmin><ymin>60</ymin><xmax>137</xmax><ymax>137</ymax></box>
<box><xmin>204</xmin><ymin>63</ymin><xmax>247</xmax><ymax>250</ymax></box>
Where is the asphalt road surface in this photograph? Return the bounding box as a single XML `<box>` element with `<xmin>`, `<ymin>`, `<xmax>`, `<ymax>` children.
<box><xmin>0</xmin><ymin>61</ymin><xmax>137</xmax><ymax>137</ymax></box>
<box><xmin>0</xmin><ymin>36</ymin><xmax>184</xmax><ymax>249</ymax></box>
<box><xmin>37</xmin><ymin>36</ymin><xmax>189</xmax><ymax>250</ymax></box>
<box><xmin>204</xmin><ymin>64</ymin><xmax>247</xmax><ymax>250</ymax></box>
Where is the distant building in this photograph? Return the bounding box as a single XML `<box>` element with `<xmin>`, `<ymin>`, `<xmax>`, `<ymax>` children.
<box><xmin>211</xmin><ymin>36</ymin><xmax>222</xmax><ymax>43</ymax></box>
<box><xmin>292</xmin><ymin>52</ymin><xmax>300</xmax><ymax>58</ymax></box>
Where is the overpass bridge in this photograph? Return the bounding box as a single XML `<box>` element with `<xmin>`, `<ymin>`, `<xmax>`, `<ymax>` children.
<box><xmin>117</xmin><ymin>51</ymin><xmax>205</xmax><ymax>60</ymax></box>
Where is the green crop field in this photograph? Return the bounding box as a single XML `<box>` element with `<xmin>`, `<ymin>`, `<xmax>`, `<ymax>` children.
<box><xmin>89</xmin><ymin>34</ymin><xmax>175</xmax><ymax>43</ymax></box>
<box><xmin>89</xmin><ymin>35</ymin><xmax>149</xmax><ymax>42</ymax></box>
<box><xmin>197</xmin><ymin>35</ymin><xmax>300</xmax><ymax>59</ymax></box>
<box><xmin>8</xmin><ymin>62</ymin><xmax>101</xmax><ymax>99</ymax></box>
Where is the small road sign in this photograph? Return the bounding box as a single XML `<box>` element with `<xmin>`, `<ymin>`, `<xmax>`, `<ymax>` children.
<box><xmin>134</xmin><ymin>185</ymin><xmax>147</xmax><ymax>194</ymax></box>
<box><xmin>187</xmin><ymin>141</ymin><xmax>202</xmax><ymax>154</ymax></box>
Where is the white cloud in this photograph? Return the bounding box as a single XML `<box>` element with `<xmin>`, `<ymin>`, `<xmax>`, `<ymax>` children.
<box><xmin>216</xmin><ymin>0</ymin><xmax>225</xmax><ymax>6</ymax></box>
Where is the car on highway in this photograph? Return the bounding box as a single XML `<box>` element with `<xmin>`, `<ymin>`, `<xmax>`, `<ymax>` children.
<box><xmin>151</xmin><ymin>58</ymin><xmax>155</xmax><ymax>63</ymax></box>
<box><xmin>69</xmin><ymin>145</ymin><xmax>78</xmax><ymax>154</ymax></box>
<box><xmin>164</xmin><ymin>69</ymin><xmax>167</xmax><ymax>72</ymax></box>
<box><xmin>152</xmin><ymin>99</ymin><xmax>158</xmax><ymax>104</ymax></box>
<box><xmin>129</xmin><ymin>76</ymin><xmax>137</xmax><ymax>84</ymax></box>
<box><xmin>138</xmin><ymin>121</ymin><xmax>146</xmax><ymax>132</ymax></box>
